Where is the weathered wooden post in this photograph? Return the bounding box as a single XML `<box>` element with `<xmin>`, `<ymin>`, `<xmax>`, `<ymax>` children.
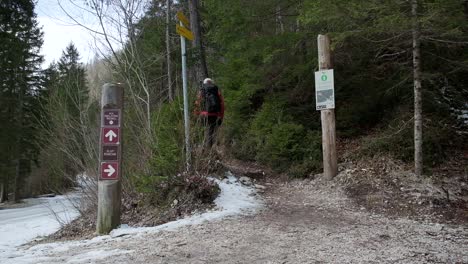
<box><xmin>97</xmin><ymin>83</ymin><xmax>123</xmax><ymax>234</ymax></box>
<box><xmin>316</xmin><ymin>35</ymin><xmax>338</xmax><ymax>179</ymax></box>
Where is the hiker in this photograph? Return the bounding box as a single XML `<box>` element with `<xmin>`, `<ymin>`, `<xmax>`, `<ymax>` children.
<box><xmin>194</xmin><ymin>78</ymin><xmax>225</xmax><ymax>148</ymax></box>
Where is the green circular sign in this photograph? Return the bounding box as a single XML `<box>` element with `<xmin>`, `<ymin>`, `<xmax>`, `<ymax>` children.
<box><xmin>321</xmin><ymin>75</ymin><xmax>327</xmax><ymax>81</ymax></box>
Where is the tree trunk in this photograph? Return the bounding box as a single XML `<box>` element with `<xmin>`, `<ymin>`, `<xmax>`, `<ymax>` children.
<box><xmin>412</xmin><ymin>0</ymin><xmax>423</xmax><ymax>176</ymax></box>
<box><xmin>13</xmin><ymin>147</ymin><xmax>21</xmax><ymax>202</ymax></box>
<box><xmin>464</xmin><ymin>0</ymin><xmax>468</xmax><ymax>20</ymax></box>
<box><xmin>0</xmin><ymin>179</ymin><xmax>7</xmax><ymax>203</ymax></box>
<box><xmin>189</xmin><ymin>0</ymin><xmax>209</xmax><ymax>80</ymax></box>
<box><xmin>166</xmin><ymin>0</ymin><xmax>173</xmax><ymax>101</ymax></box>
<box><xmin>0</xmin><ymin>184</ymin><xmax>3</xmax><ymax>203</ymax></box>
<box><xmin>13</xmin><ymin>70</ymin><xmax>25</xmax><ymax>202</ymax></box>
<box><xmin>276</xmin><ymin>5</ymin><xmax>284</xmax><ymax>34</ymax></box>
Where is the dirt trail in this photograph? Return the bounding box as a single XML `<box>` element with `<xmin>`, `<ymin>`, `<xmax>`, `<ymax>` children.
<box><xmin>12</xmin><ymin>178</ymin><xmax>468</xmax><ymax>264</ymax></box>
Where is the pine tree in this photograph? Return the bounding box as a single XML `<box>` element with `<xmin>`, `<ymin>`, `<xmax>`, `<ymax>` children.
<box><xmin>199</xmin><ymin>0</ymin><xmax>468</xmax><ymax>174</ymax></box>
<box><xmin>39</xmin><ymin>43</ymin><xmax>89</xmax><ymax>190</ymax></box>
<box><xmin>57</xmin><ymin>43</ymin><xmax>88</xmax><ymax>118</ymax></box>
<box><xmin>0</xmin><ymin>0</ymin><xmax>43</xmax><ymax>202</ymax></box>
<box><xmin>301</xmin><ymin>0</ymin><xmax>468</xmax><ymax>175</ymax></box>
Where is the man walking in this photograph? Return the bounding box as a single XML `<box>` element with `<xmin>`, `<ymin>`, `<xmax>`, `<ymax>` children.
<box><xmin>194</xmin><ymin>78</ymin><xmax>224</xmax><ymax>148</ymax></box>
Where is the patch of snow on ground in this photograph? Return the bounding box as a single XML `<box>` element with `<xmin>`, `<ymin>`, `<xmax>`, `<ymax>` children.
<box><xmin>0</xmin><ymin>192</ymin><xmax>80</xmax><ymax>256</ymax></box>
<box><xmin>1</xmin><ymin>172</ymin><xmax>262</xmax><ymax>264</ymax></box>
<box><xmin>110</xmin><ymin>172</ymin><xmax>262</xmax><ymax>237</ymax></box>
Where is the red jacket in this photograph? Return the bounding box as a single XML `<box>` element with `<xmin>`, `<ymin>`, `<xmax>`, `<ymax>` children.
<box><xmin>194</xmin><ymin>89</ymin><xmax>225</xmax><ymax>118</ymax></box>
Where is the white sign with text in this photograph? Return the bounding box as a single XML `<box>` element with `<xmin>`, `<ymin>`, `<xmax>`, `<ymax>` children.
<box><xmin>315</xmin><ymin>69</ymin><xmax>335</xmax><ymax>110</ymax></box>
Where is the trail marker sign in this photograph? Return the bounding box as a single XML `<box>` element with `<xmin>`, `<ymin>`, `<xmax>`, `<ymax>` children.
<box><xmin>102</xmin><ymin>145</ymin><xmax>119</xmax><ymax>161</ymax></box>
<box><xmin>99</xmin><ymin>105</ymin><xmax>122</xmax><ymax>180</ymax></box>
<box><xmin>176</xmin><ymin>11</ymin><xmax>190</xmax><ymax>28</ymax></box>
<box><xmin>176</xmin><ymin>24</ymin><xmax>194</xmax><ymax>41</ymax></box>
<box><xmin>101</xmin><ymin>162</ymin><xmax>118</xmax><ymax>180</ymax></box>
<box><xmin>315</xmin><ymin>69</ymin><xmax>335</xmax><ymax>110</ymax></box>
<box><xmin>102</xmin><ymin>127</ymin><xmax>120</xmax><ymax>144</ymax></box>
<box><xmin>103</xmin><ymin>110</ymin><xmax>120</xmax><ymax>126</ymax></box>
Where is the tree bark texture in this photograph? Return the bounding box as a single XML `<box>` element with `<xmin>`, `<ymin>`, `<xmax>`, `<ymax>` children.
<box><xmin>189</xmin><ymin>0</ymin><xmax>209</xmax><ymax>80</ymax></box>
<box><xmin>412</xmin><ymin>0</ymin><xmax>423</xmax><ymax>176</ymax></box>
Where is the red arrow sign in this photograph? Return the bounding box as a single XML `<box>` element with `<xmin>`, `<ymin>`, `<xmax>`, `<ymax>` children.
<box><xmin>101</xmin><ymin>162</ymin><xmax>119</xmax><ymax>180</ymax></box>
<box><xmin>102</xmin><ymin>128</ymin><xmax>120</xmax><ymax>144</ymax></box>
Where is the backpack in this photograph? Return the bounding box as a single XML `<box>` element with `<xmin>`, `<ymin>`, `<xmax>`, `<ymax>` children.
<box><xmin>201</xmin><ymin>84</ymin><xmax>221</xmax><ymax>113</ymax></box>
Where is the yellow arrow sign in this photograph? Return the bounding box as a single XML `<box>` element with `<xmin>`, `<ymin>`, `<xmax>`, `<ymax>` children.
<box><xmin>177</xmin><ymin>11</ymin><xmax>190</xmax><ymax>28</ymax></box>
<box><xmin>176</xmin><ymin>24</ymin><xmax>194</xmax><ymax>41</ymax></box>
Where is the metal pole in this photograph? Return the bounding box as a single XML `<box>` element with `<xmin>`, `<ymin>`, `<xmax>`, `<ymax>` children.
<box><xmin>180</xmin><ymin>21</ymin><xmax>191</xmax><ymax>171</ymax></box>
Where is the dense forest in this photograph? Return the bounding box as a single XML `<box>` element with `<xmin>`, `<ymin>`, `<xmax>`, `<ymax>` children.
<box><xmin>0</xmin><ymin>0</ymin><xmax>467</xmax><ymax>210</ymax></box>
<box><xmin>0</xmin><ymin>0</ymin><xmax>43</xmax><ymax>202</ymax></box>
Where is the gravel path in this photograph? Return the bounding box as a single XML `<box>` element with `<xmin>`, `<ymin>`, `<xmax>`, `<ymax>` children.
<box><xmin>11</xmin><ymin>179</ymin><xmax>468</xmax><ymax>263</ymax></box>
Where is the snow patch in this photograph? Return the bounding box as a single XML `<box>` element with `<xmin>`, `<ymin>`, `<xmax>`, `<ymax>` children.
<box><xmin>110</xmin><ymin>172</ymin><xmax>262</xmax><ymax>237</ymax></box>
<box><xmin>1</xmin><ymin>172</ymin><xmax>262</xmax><ymax>263</ymax></box>
<box><xmin>76</xmin><ymin>173</ymin><xmax>95</xmax><ymax>191</ymax></box>
<box><xmin>0</xmin><ymin>192</ymin><xmax>80</xmax><ymax>254</ymax></box>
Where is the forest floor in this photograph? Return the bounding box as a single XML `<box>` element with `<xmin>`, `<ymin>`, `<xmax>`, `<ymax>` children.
<box><xmin>5</xmin><ymin>155</ymin><xmax>468</xmax><ymax>263</ymax></box>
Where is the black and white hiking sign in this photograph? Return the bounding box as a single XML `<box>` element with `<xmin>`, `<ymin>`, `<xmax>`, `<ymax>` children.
<box><xmin>315</xmin><ymin>69</ymin><xmax>335</xmax><ymax>110</ymax></box>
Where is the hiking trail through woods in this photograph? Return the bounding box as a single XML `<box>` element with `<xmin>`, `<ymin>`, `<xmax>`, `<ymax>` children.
<box><xmin>5</xmin><ymin>173</ymin><xmax>467</xmax><ymax>264</ymax></box>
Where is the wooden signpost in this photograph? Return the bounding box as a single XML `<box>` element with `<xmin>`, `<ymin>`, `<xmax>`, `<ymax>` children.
<box><xmin>97</xmin><ymin>83</ymin><xmax>123</xmax><ymax>234</ymax></box>
<box><xmin>316</xmin><ymin>35</ymin><xmax>337</xmax><ymax>180</ymax></box>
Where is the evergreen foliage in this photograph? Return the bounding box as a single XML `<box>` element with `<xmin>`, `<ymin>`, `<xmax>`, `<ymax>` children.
<box><xmin>38</xmin><ymin>43</ymin><xmax>94</xmax><ymax>193</ymax></box>
<box><xmin>0</xmin><ymin>0</ymin><xmax>43</xmax><ymax>201</ymax></box>
<box><xmin>100</xmin><ymin>0</ymin><xmax>467</xmax><ymax>180</ymax></box>
<box><xmin>200</xmin><ymin>0</ymin><xmax>468</xmax><ymax>174</ymax></box>
<box><xmin>4</xmin><ymin>0</ymin><xmax>466</xmax><ymax>202</ymax></box>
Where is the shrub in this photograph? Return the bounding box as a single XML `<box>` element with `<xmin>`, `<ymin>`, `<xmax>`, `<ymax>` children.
<box><xmin>150</xmin><ymin>101</ymin><xmax>185</xmax><ymax>176</ymax></box>
<box><xmin>231</xmin><ymin>99</ymin><xmax>323</xmax><ymax>175</ymax></box>
<box><xmin>142</xmin><ymin>174</ymin><xmax>220</xmax><ymax>208</ymax></box>
<box><xmin>360</xmin><ymin>106</ymin><xmax>465</xmax><ymax>167</ymax></box>
<box><xmin>128</xmin><ymin>100</ymin><xmax>184</xmax><ymax>194</ymax></box>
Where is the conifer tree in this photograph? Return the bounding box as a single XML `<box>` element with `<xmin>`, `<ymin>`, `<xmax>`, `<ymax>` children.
<box><xmin>0</xmin><ymin>0</ymin><xmax>43</xmax><ymax>201</ymax></box>
<box><xmin>200</xmin><ymin>0</ymin><xmax>467</xmax><ymax>174</ymax></box>
<box><xmin>40</xmin><ymin>43</ymin><xmax>89</xmax><ymax>189</ymax></box>
<box><xmin>301</xmin><ymin>0</ymin><xmax>468</xmax><ymax>175</ymax></box>
<box><xmin>57</xmin><ymin>43</ymin><xmax>88</xmax><ymax>118</ymax></box>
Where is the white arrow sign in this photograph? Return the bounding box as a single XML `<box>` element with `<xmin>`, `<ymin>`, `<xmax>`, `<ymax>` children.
<box><xmin>105</xmin><ymin>130</ymin><xmax>117</xmax><ymax>142</ymax></box>
<box><xmin>103</xmin><ymin>164</ymin><xmax>116</xmax><ymax>177</ymax></box>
